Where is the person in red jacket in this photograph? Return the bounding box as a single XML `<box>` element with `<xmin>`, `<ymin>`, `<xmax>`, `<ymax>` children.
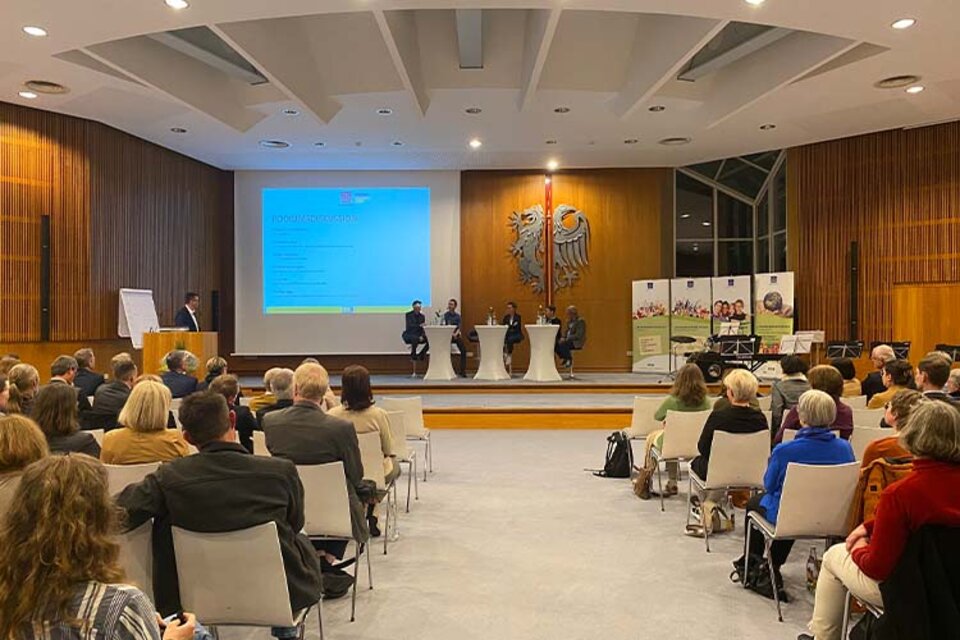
<box><xmin>799</xmin><ymin>400</ymin><xmax>960</xmax><ymax>640</ymax></box>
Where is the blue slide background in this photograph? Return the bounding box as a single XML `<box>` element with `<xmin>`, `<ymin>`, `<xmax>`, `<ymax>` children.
<box><xmin>262</xmin><ymin>187</ymin><xmax>430</xmax><ymax>313</ymax></box>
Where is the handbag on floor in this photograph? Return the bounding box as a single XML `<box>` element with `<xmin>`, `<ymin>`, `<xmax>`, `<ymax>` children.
<box><xmin>592</xmin><ymin>431</ymin><xmax>633</xmax><ymax>478</ymax></box>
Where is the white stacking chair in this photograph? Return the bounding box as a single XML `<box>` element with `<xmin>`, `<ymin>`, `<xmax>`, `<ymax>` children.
<box><xmin>380</xmin><ymin>396</ymin><xmax>432</xmax><ymax>480</ymax></box>
<box><xmin>852</xmin><ymin>408</ymin><xmax>886</xmax><ymax>428</ymax></box>
<box><xmin>745</xmin><ymin>462</ymin><xmax>861</xmax><ymax>622</ymax></box>
<box><xmin>762</xmin><ymin>410</ymin><xmax>774</xmax><ymax>430</ymax></box>
<box><xmin>849</xmin><ymin>426</ymin><xmax>889</xmax><ymax>460</ymax></box>
<box><xmin>170</xmin><ymin>398</ymin><xmax>183</xmax><ymax>430</ymax></box>
<box><xmin>172</xmin><ymin>521</ymin><xmax>322</xmax><ymax>638</ymax></box>
<box><xmin>623</xmin><ymin>396</ymin><xmax>664</xmax><ymax>441</ymax></box>
<box><xmin>253</xmin><ymin>431</ymin><xmax>271</xmax><ymax>457</ymax></box>
<box><xmin>650</xmin><ymin>410</ymin><xmax>710</xmax><ymax>511</ymax></box>
<box><xmin>117</xmin><ymin>519</ymin><xmax>153</xmax><ymax>602</ymax></box>
<box><xmin>758</xmin><ymin>395</ymin><xmax>773</xmax><ymax>411</ymax></box>
<box><xmin>687</xmin><ymin>431</ymin><xmax>770</xmax><ymax>552</ymax></box>
<box><xmin>239</xmin><ymin>395</ymin><xmax>252</xmax><ymax>407</ymax></box>
<box><xmin>781</xmin><ymin>428</ymin><xmax>841</xmax><ymax>443</ymax></box>
<box><xmin>385</xmin><ymin>410</ymin><xmax>418</xmax><ymax>512</ymax></box>
<box><xmin>89</xmin><ymin>429</ymin><xmax>105</xmax><ymax>446</ymax></box>
<box><xmin>840</xmin><ymin>395</ymin><xmax>868</xmax><ymax>409</ymax></box>
<box><xmin>357</xmin><ymin>432</ymin><xmax>396</xmax><ymax>555</ymax></box>
<box><xmin>105</xmin><ymin>462</ymin><xmax>160</xmax><ymax>496</ymax></box>
<box><xmin>297</xmin><ymin>462</ymin><xmax>370</xmax><ymax>622</ymax></box>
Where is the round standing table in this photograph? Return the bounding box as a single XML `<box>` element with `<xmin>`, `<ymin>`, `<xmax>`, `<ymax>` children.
<box><xmin>473</xmin><ymin>325</ymin><xmax>510</xmax><ymax>381</ymax></box>
<box><xmin>524</xmin><ymin>324</ymin><xmax>561</xmax><ymax>382</ymax></box>
<box><xmin>423</xmin><ymin>325</ymin><xmax>457</xmax><ymax>381</ymax></box>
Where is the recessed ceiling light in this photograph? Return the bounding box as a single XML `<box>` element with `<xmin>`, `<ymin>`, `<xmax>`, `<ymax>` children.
<box><xmin>546</xmin><ymin>159</ymin><xmax>559</xmax><ymax>172</ymax></box>
<box><xmin>18</xmin><ymin>90</ymin><xmax>38</xmax><ymax>99</ymax></box>
<box><xmin>259</xmin><ymin>139</ymin><xmax>290</xmax><ymax>149</ymax></box>
<box><xmin>545</xmin><ymin>139</ymin><xmax>557</xmax><ymax>145</ymax></box>
<box><xmin>169</xmin><ymin>127</ymin><xmax>187</xmax><ymax>133</ymax></box>
<box><xmin>701</xmin><ymin>221</ymin><xmax>712</xmax><ymax>227</ymax></box>
<box><xmin>553</xmin><ymin>106</ymin><xmax>570</xmax><ymax>114</ymax></box>
<box><xmin>624</xmin><ymin>138</ymin><xmax>639</xmax><ymax>145</ymax></box>
<box><xmin>164</xmin><ymin>0</ymin><xmax>189</xmax><ymax>9</ymax></box>
<box><xmin>391</xmin><ymin>140</ymin><xmax>404</xmax><ymax>146</ymax></box>
<box><xmin>744</xmin><ymin>0</ymin><xmax>765</xmax><ymax>5</ymax></box>
<box><xmin>22</xmin><ymin>26</ymin><xmax>47</xmax><ymax>37</ymax></box>
<box><xmin>376</xmin><ymin>108</ymin><xmax>393</xmax><ymax>116</ymax></box>
<box><xmin>281</xmin><ymin>108</ymin><xmax>299</xmax><ymax>116</ymax></box>
<box><xmin>648</xmin><ymin>105</ymin><xmax>666</xmax><ymax>112</ymax></box>
<box><xmin>314</xmin><ymin>141</ymin><xmax>325</xmax><ymax>147</ymax></box>
<box><xmin>760</xmin><ymin>123</ymin><xmax>777</xmax><ymax>130</ymax></box>
<box><xmin>24</xmin><ymin>80</ymin><xmax>69</xmax><ymax>94</ymax></box>
<box><xmin>905</xmin><ymin>85</ymin><xmax>925</xmax><ymax>94</ymax></box>
<box><xmin>891</xmin><ymin>18</ymin><xmax>916</xmax><ymax>30</ymax></box>
<box><xmin>469</xmin><ymin>138</ymin><xmax>482</xmax><ymax>149</ymax></box>
<box><xmin>659</xmin><ymin>136</ymin><xmax>692</xmax><ymax>146</ymax></box>
<box><xmin>680</xmin><ymin>213</ymin><xmax>691</xmax><ymax>219</ymax></box>
<box><xmin>874</xmin><ymin>75</ymin><xmax>921</xmax><ymax>89</ymax></box>
<box><xmin>465</xmin><ymin>107</ymin><xmax>482</xmax><ymax>114</ymax></box>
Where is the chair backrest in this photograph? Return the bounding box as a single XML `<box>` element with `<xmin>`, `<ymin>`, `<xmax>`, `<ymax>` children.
<box><xmin>170</xmin><ymin>399</ymin><xmax>183</xmax><ymax>430</ymax></box>
<box><xmin>357</xmin><ymin>431</ymin><xmax>386</xmax><ymax>490</ymax></box>
<box><xmin>625</xmin><ymin>396</ymin><xmax>664</xmax><ymax>438</ymax></box>
<box><xmin>239</xmin><ymin>395</ymin><xmax>251</xmax><ymax>407</ymax></box>
<box><xmin>379</xmin><ymin>396</ymin><xmax>427</xmax><ymax>437</ymax></box>
<box><xmin>782</xmin><ymin>428</ymin><xmax>841</xmax><ymax>443</ymax></box>
<box><xmin>105</xmin><ymin>462</ymin><xmax>160</xmax><ymax>496</ymax></box>
<box><xmin>89</xmin><ymin>429</ymin><xmax>105</xmax><ymax>445</ymax></box>
<box><xmin>762</xmin><ymin>410</ymin><xmax>773</xmax><ymax>429</ymax></box>
<box><xmin>252</xmin><ymin>431</ymin><xmax>271</xmax><ymax>457</ymax></box>
<box><xmin>661</xmin><ymin>410</ymin><xmax>710</xmax><ymax>459</ymax></box>
<box><xmin>703</xmin><ymin>430</ymin><xmax>770</xmax><ymax>489</ymax></box>
<box><xmin>172</xmin><ymin>521</ymin><xmax>295</xmax><ymax>626</ymax></box>
<box><xmin>758</xmin><ymin>396</ymin><xmax>772</xmax><ymax>411</ymax></box>
<box><xmin>384</xmin><ymin>410</ymin><xmax>411</xmax><ymax>460</ymax></box>
<box><xmin>297</xmin><ymin>462</ymin><xmax>353</xmax><ymax>539</ymax></box>
<box><xmin>850</xmin><ymin>426</ymin><xmax>889</xmax><ymax>460</ymax></box>
<box><xmin>117</xmin><ymin>519</ymin><xmax>153</xmax><ymax>602</ymax></box>
<box><xmin>840</xmin><ymin>395</ymin><xmax>867</xmax><ymax>409</ymax></box>
<box><xmin>852</xmin><ymin>408</ymin><xmax>886</xmax><ymax>428</ymax></box>
<box><xmin>774</xmin><ymin>462</ymin><xmax>861</xmax><ymax>538</ymax></box>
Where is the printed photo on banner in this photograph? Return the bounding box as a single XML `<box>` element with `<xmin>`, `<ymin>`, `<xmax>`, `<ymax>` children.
<box><xmin>711</xmin><ymin>275</ymin><xmax>752</xmax><ymax>335</ymax></box>
<box><xmin>754</xmin><ymin>272</ymin><xmax>795</xmax><ymax>353</ymax></box>
<box><xmin>631</xmin><ymin>279</ymin><xmax>671</xmax><ymax>374</ymax></box>
<box><xmin>668</xmin><ymin>278</ymin><xmax>713</xmax><ymax>360</ymax></box>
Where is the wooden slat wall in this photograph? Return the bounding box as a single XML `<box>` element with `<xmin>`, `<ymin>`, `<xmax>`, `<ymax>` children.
<box><xmin>790</xmin><ymin>121</ymin><xmax>960</xmax><ymax>349</ymax></box>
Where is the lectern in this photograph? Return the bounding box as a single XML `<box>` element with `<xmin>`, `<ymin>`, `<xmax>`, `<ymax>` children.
<box><xmin>142</xmin><ymin>332</ymin><xmax>219</xmax><ymax>379</ymax></box>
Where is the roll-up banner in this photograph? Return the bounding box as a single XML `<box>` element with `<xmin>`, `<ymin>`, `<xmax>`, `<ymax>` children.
<box><xmin>754</xmin><ymin>272</ymin><xmax>795</xmax><ymax>353</ymax></box>
<box><xmin>711</xmin><ymin>275</ymin><xmax>753</xmax><ymax>335</ymax></box>
<box><xmin>669</xmin><ymin>278</ymin><xmax>713</xmax><ymax>369</ymax></box>
<box><xmin>631</xmin><ymin>279</ymin><xmax>671</xmax><ymax>374</ymax></box>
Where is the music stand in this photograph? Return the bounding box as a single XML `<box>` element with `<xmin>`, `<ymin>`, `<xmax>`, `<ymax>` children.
<box><xmin>869</xmin><ymin>341</ymin><xmax>911</xmax><ymax>360</ymax></box>
<box><xmin>935</xmin><ymin>344</ymin><xmax>960</xmax><ymax>362</ymax></box>
<box><xmin>779</xmin><ymin>334</ymin><xmax>812</xmax><ymax>355</ymax></box>
<box><xmin>717</xmin><ymin>335</ymin><xmax>757</xmax><ymax>358</ymax></box>
<box><xmin>826</xmin><ymin>341</ymin><xmax>863</xmax><ymax>359</ymax></box>
<box><xmin>718</xmin><ymin>321</ymin><xmax>741</xmax><ymax>336</ymax></box>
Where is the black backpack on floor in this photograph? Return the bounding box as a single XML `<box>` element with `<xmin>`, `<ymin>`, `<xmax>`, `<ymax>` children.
<box><xmin>594</xmin><ymin>431</ymin><xmax>633</xmax><ymax>478</ymax></box>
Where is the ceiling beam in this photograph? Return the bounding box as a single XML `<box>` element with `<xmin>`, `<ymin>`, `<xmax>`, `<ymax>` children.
<box><xmin>610</xmin><ymin>15</ymin><xmax>728</xmax><ymax>120</ymax></box>
<box><xmin>678</xmin><ymin>27</ymin><xmax>792</xmax><ymax>82</ymax></box>
<box><xmin>373</xmin><ymin>10</ymin><xmax>429</xmax><ymax>117</ymax></box>
<box><xmin>210</xmin><ymin>21</ymin><xmax>341</xmax><ymax>124</ymax></box>
<box><xmin>84</xmin><ymin>38</ymin><xmax>265</xmax><ymax>132</ymax></box>
<box><xmin>455</xmin><ymin>9</ymin><xmax>483</xmax><ymax>69</ymax></box>
<box><xmin>703</xmin><ymin>32</ymin><xmax>859</xmax><ymax>128</ymax></box>
<box><xmin>518</xmin><ymin>7</ymin><xmax>562</xmax><ymax>111</ymax></box>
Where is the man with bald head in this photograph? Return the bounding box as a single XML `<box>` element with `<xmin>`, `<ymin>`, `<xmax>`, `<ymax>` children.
<box><xmin>862</xmin><ymin>344</ymin><xmax>895</xmax><ymax>402</ymax></box>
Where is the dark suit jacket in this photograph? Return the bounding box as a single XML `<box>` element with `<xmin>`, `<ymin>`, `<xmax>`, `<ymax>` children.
<box><xmin>173</xmin><ymin>306</ymin><xmax>199</xmax><ymax>331</ymax></box>
<box><xmin>862</xmin><ymin>371</ymin><xmax>886</xmax><ymax>401</ymax></box>
<box><xmin>161</xmin><ymin>370</ymin><xmax>198</xmax><ymax>399</ymax></box>
<box><xmin>48</xmin><ymin>431</ymin><xmax>101</xmax><ymax>457</ymax></box>
<box><xmin>232</xmin><ymin>403</ymin><xmax>258</xmax><ymax>453</ymax></box>
<box><xmin>74</xmin><ymin>368</ymin><xmax>105</xmax><ymax>398</ymax></box>
<box><xmin>93</xmin><ymin>380</ymin><xmax>131</xmax><ymax>419</ymax></box>
<box><xmin>502</xmin><ymin>313</ymin><xmax>523</xmax><ymax>342</ymax></box>
<box><xmin>48</xmin><ymin>378</ymin><xmax>93</xmax><ymax>414</ymax></box>
<box><xmin>563</xmin><ymin>317</ymin><xmax>587</xmax><ymax>349</ymax></box>
<box><xmin>263</xmin><ymin>401</ymin><xmax>368</xmax><ymax>542</ymax></box>
<box><xmin>403</xmin><ymin>310</ymin><xmax>425</xmax><ymax>342</ymax></box>
<box><xmin>922</xmin><ymin>390</ymin><xmax>960</xmax><ymax>408</ymax></box>
<box><xmin>257</xmin><ymin>397</ymin><xmax>295</xmax><ymax>428</ymax></box>
<box><xmin>117</xmin><ymin>441</ymin><xmax>322</xmax><ymax>616</ymax></box>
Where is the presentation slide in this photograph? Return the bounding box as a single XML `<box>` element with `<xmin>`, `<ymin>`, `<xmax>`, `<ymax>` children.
<box><xmin>262</xmin><ymin>187</ymin><xmax>430</xmax><ymax>314</ymax></box>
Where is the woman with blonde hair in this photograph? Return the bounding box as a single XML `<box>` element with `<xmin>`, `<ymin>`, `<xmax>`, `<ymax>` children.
<box><xmin>0</xmin><ymin>414</ymin><xmax>48</xmax><ymax>520</ymax></box>
<box><xmin>100</xmin><ymin>380</ymin><xmax>189</xmax><ymax>464</ymax></box>
<box><xmin>6</xmin><ymin>362</ymin><xmax>39</xmax><ymax>415</ymax></box>
<box><xmin>198</xmin><ymin>356</ymin><xmax>228</xmax><ymax>391</ymax></box>
<box><xmin>0</xmin><ymin>455</ymin><xmax>196</xmax><ymax>640</ymax></box>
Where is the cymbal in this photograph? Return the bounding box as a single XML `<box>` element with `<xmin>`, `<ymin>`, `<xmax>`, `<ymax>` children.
<box><xmin>670</xmin><ymin>335</ymin><xmax>697</xmax><ymax>344</ymax></box>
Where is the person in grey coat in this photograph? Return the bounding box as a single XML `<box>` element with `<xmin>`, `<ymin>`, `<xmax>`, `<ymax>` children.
<box><xmin>769</xmin><ymin>355</ymin><xmax>811</xmax><ymax>434</ymax></box>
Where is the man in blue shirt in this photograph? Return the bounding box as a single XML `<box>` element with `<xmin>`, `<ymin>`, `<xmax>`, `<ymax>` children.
<box><xmin>443</xmin><ymin>298</ymin><xmax>467</xmax><ymax>377</ymax></box>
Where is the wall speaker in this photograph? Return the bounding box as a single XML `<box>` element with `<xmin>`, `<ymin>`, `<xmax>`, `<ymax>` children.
<box><xmin>211</xmin><ymin>290</ymin><xmax>220</xmax><ymax>332</ymax></box>
<box><xmin>40</xmin><ymin>215</ymin><xmax>50</xmax><ymax>341</ymax></box>
<box><xmin>849</xmin><ymin>241</ymin><xmax>859</xmax><ymax>340</ymax></box>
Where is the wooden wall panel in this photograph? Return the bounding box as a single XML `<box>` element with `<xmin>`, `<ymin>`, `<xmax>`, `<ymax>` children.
<box><xmin>790</xmin><ymin>121</ymin><xmax>960</xmax><ymax>352</ymax></box>
<box><xmin>461</xmin><ymin>169</ymin><xmax>671</xmax><ymax>371</ymax></box>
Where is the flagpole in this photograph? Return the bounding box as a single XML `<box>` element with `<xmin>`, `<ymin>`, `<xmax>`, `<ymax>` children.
<box><xmin>544</xmin><ymin>173</ymin><xmax>554</xmax><ymax>307</ymax></box>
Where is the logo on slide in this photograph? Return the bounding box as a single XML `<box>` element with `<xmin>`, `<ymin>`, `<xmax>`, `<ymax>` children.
<box><xmin>509</xmin><ymin>204</ymin><xmax>590</xmax><ymax>293</ymax></box>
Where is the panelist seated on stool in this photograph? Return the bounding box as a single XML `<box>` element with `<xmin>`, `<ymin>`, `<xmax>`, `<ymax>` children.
<box><xmin>502</xmin><ymin>302</ymin><xmax>524</xmax><ymax>366</ymax></box>
<box><xmin>402</xmin><ymin>299</ymin><xmax>429</xmax><ymax>360</ymax></box>
<box><xmin>443</xmin><ymin>298</ymin><xmax>468</xmax><ymax>377</ymax></box>
<box><xmin>555</xmin><ymin>306</ymin><xmax>586</xmax><ymax>369</ymax></box>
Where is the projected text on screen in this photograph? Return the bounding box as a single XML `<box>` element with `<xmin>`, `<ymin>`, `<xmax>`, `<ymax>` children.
<box><xmin>263</xmin><ymin>187</ymin><xmax>431</xmax><ymax>314</ymax></box>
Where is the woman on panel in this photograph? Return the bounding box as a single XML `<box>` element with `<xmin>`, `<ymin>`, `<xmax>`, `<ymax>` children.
<box><xmin>831</xmin><ymin>357</ymin><xmax>862</xmax><ymax>398</ymax></box>
<box><xmin>100</xmin><ymin>380</ymin><xmax>189</xmax><ymax>464</ymax></box>
<box><xmin>0</xmin><ymin>414</ymin><xmax>48</xmax><ymax>521</ymax></box>
<box><xmin>799</xmin><ymin>401</ymin><xmax>960</xmax><ymax>640</ymax></box>
<box><xmin>6</xmin><ymin>363</ymin><xmax>40</xmax><ymax>416</ymax></box>
<box><xmin>769</xmin><ymin>355</ymin><xmax>811</xmax><ymax>435</ymax></box>
<box><xmin>0</xmin><ymin>454</ymin><xmax>196</xmax><ymax>640</ymax></box>
<box><xmin>32</xmin><ymin>383</ymin><xmax>100</xmax><ymax>457</ymax></box>
<box><xmin>775</xmin><ymin>365</ymin><xmax>853</xmax><ymax>443</ymax></box>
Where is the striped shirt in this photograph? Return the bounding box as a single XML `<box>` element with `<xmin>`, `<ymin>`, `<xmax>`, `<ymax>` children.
<box><xmin>23</xmin><ymin>581</ymin><xmax>161</xmax><ymax>640</ymax></box>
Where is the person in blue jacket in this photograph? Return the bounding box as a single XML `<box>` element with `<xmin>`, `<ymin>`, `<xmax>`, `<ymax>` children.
<box><xmin>734</xmin><ymin>389</ymin><xmax>855</xmax><ymax>600</ymax></box>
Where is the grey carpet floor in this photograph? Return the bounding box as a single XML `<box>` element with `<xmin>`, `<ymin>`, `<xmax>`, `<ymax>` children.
<box><xmin>226</xmin><ymin>430</ymin><xmax>814</xmax><ymax>640</ymax></box>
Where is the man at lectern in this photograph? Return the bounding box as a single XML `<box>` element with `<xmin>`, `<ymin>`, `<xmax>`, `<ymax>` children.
<box><xmin>174</xmin><ymin>292</ymin><xmax>200</xmax><ymax>332</ymax></box>
<box><xmin>443</xmin><ymin>298</ymin><xmax>467</xmax><ymax>377</ymax></box>
<box><xmin>402</xmin><ymin>300</ymin><xmax>428</xmax><ymax>360</ymax></box>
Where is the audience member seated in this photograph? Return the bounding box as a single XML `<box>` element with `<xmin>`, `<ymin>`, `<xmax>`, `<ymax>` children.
<box><xmin>555</xmin><ymin>305</ymin><xmax>587</xmax><ymax>368</ymax></box>
<box><xmin>948</xmin><ymin>368</ymin><xmax>960</xmax><ymax>399</ymax></box>
<box><xmin>0</xmin><ymin>455</ymin><xmax>197</xmax><ymax>640</ymax></box>
<box><xmin>73</xmin><ymin>347</ymin><xmax>105</xmax><ymax>398</ymax></box>
<box><xmin>0</xmin><ymin>353</ymin><xmax>20</xmax><ymax>375</ymax></box>
<box><xmin>831</xmin><ymin>357</ymin><xmax>862</xmax><ymax>398</ymax></box>
<box><xmin>713</xmin><ymin>368</ymin><xmax>761</xmax><ymax>411</ymax></box>
<box><xmin>0</xmin><ymin>374</ymin><xmax>8</xmax><ymax>415</ymax></box>
<box><xmin>769</xmin><ymin>355</ymin><xmax>811</xmax><ymax>434</ymax></box>
<box><xmin>256</xmin><ymin>368</ymin><xmax>295</xmax><ymax>427</ymax></box>
<box><xmin>867</xmin><ymin>359</ymin><xmax>914</xmax><ymax>409</ymax></box>
<box><xmin>49</xmin><ymin>355</ymin><xmax>93</xmax><ymax>414</ymax></box>
<box><xmin>118</xmin><ymin>392</ymin><xmax>323</xmax><ymax>625</ymax></box>
<box><xmin>160</xmin><ymin>350</ymin><xmax>199</xmax><ymax>399</ymax></box>
<box><xmin>0</xmin><ymin>414</ymin><xmax>48</xmax><ymax>521</ymax></box>
<box><xmin>915</xmin><ymin>353</ymin><xmax>960</xmax><ymax>406</ymax></box>
<box><xmin>635</xmin><ymin>364</ymin><xmax>712</xmax><ymax>499</ymax></box>
<box><xmin>402</xmin><ymin>299</ymin><xmax>429</xmax><ymax>360</ymax></box>
<box><xmin>6</xmin><ymin>363</ymin><xmax>39</xmax><ymax>415</ymax></box>
<box><xmin>32</xmin><ymin>383</ymin><xmax>100</xmax><ymax>457</ymax></box>
<box><xmin>443</xmin><ymin>298</ymin><xmax>468</xmax><ymax>377</ymax></box>
<box><xmin>100</xmin><ymin>380</ymin><xmax>189</xmax><ymax>464</ymax></box>
<box><xmin>263</xmin><ymin>363</ymin><xmax>369</xmax><ymax>565</ymax></box>
<box><xmin>209</xmin><ymin>374</ymin><xmax>258</xmax><ymax>453</ymax></box>
<box><xmin>328</xmin><ymin>364</ymin><xmax>398</xmax><ymax>537</ymax></box>
<box><xmin>734</xmin><ymin>390</ymin><xmax>855</xmax><ymax>601</ymax></box>
<box><xmin>88</xmin><ymin>358</ymin><xmax>138</xmax><ymax>431</ymax></box>
<box><xmin>502</xmin><ymin>301</ymin><xmax>524</xmax><ymax>366</ymax></box>
<box><xmin>799</xmin><ymin>401</ymin><xmax>960</xmax><ymax>640</ymax></box>
<box><xmin>299</xmin><ymin>358</ymin><xmax>341</xmax><ymax>411</ymax></box>
<box><xmin>861</xmin><ymin>389</ymin><xmax>925</xmax><ymax>468</ymax></box>
<box><xmin>249</xmin><ymin>366</ymin><xmax>281</xmax><ymax>413</ymax></box>
<box><xmin>775</xmin><ymin>365</ymin><xmax>854</xmax><ymax>443</ymax></box>
<box><xmin>862</xmin><ymin>344</ymin><xmax>896</xmax><ymax>402</ymax></box>
<box><xmin>197</xmin><ymin>355</ymin><xmax>227</xmax><ymax>391</ymax></box>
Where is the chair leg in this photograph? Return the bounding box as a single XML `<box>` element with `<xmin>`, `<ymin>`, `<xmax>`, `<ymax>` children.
<box><xmin>427</xmin><ymin>436</ymin><xmax>433</xmax><ymax>474</ymax></box>
<box><xmin>383</xmin><ymin>489</ymin><xmax>390</xmax><ymax>556</ymax></box>
<box><xmin>744</xmin><ymin>522</ymin><xmax>752</xmax><ymax>590</ymax></box>
<box><xmin>841</xmin><ymin>589</ymin><xmax>852</xmax><ymax>638</ymax></box>
<box><xmin>349</xmin><ymin>540</ymin><xmax>360</xmax><ymax>622</ymax></box>
<box><xmin>405</xmin><ymin>461</ymin><xmax>413</xmax><ymax>512</ymax></box>
<box><xmin>765</xmin><ymin>537</ymin><xmax>783</xmax><ymax>622</ymax></box>
<box><xmin>656</xmin><ymin>457</ymin><xmax>665</xmax><ymax>512</ymax></box>
<box><xmin>413</xmin><ymin>455</ymin><xmax>420</xmax><ymax>499</ymax></box>
<box><xmin>317</xmin><ymin>601</ymin><xmax>324</xmax><ymax>640</ymax></box>
<box><xmin>366</xmin><ymin>539</ymin><xmax>373</xmax><ymax>590</ymax></box>
<box><xmin>422</xmin><ymin>441</ymin><xmax>428</xmax><ymax>482</ymax></box>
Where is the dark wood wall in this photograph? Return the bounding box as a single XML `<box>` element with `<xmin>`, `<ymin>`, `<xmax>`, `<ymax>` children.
<box><xmin>0</xmin><ymin>101</ymin><xmax>232</xmax><ymax>363</ymax></box>
<box><xmin>789</xmin><ymin>121</ymin><xmax>960</xmax><ymax>352</ymax></box>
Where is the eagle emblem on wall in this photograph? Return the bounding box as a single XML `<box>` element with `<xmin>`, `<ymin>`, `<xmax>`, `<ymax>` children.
<box><xmin>509</xmin><ymin>204</ymin><xmax>590</xmax><ymax>293</ymax></box>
